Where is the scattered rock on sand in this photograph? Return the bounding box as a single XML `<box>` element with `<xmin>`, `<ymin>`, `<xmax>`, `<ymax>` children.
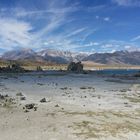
<box><xmin>0</xmin><ymin>94</ymin><xmax>9</xmax><ymax>100</ymax></box>
<box><xmin>25</xmin><ymin>103</ymin><xmax>35</xmax><ymax>109</ymax></box>
<box><xmin>23</xmin><ymin>103</ymin><xmax>37</xmax><ymax>112</ymax></box>
<box><xmin>16</xmin><ymin>92</ymin><xmax>23</xmax><ymax>96</ymax></box>
<box><xmin>24</xmin><ymin>109</ymin><xmax>29</xmax><ymax>113</ymax></box>
<box><xmin>34</xmin><ymin>106</ymin><xmax>37</xmax><ymax>111</ymax></box>
<box><xmin>0</xmin><ymin>94</ymin><xmax>5</xmax><ymax>100</ymax></box>
<box><xmin>20</xmin><ymin>96</ymin><xmax>26</xmax><ymax>100</ymax></box>
<box><xmin>0</xmin><ymin>95</ymin><xmax>16</xmax><ymax>107</ymax></box>
<box><xmin>55</xmin><ymin>104</ymin><xmax>59</xmax><ymax>107</ymax></box>
<box><xmin>40</xmin><ymin>98</ymin><xmax>46</xmax><ymax>103</ymax></box>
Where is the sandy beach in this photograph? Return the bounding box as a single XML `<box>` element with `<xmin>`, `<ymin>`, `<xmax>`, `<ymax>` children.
<box><xmin>0</xmin><ymin>72</ymin><xmax>140</xmax><ymax>140</ymax></box>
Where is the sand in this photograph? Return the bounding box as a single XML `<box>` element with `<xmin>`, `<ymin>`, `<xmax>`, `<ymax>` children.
<box><xmin>0</xmin><ymin>72</ymin><xmax>140</xmax><ymax>140</ymax></box>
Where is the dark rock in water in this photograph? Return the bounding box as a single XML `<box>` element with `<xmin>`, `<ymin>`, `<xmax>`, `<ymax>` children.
<box><xmin>25</xmin><ymin>103</ymin><xmax>35</xmax><ymax>109</ymax></box>
<box><xmin>67</xmin><ymin>61</ymin><xmax>83</xmax><ymax>73</ymax></box>
<box><xmin>36</xmin><ymin>66</ymin><xmax>43</xmax><ymax>72</ymax></box>
<box><xmin>0</xmin><ymin>63</ymin><xmax>29</xmax><ymax>73</ymax></box>
<box><xmin>134</xmin><ymin>73</ymin><xmax>140</xmax><ymax>77</ymax></box>
<box><xmin>40</xmin><ymin>98</ymin><xmax>46</xmax><ymax>103</ymax></box>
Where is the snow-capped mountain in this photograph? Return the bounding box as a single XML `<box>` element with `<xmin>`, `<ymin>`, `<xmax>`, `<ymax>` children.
<box><xmin>1</xmin><ymin>49</ymin><xmax>140</xmax><ymax>65</ymax></box>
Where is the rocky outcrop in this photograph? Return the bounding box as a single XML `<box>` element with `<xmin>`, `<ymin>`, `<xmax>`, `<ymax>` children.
<box><xmin>67</xmin><ymin>61</ymin><xmax>83</xmax><ymax>73</ymax></box>
<box><xmin>36</xmin><ymin>66</ymin><xmax>43</xmax><ymax>71</ymax></box>
<box><xmin>0</xmin><ymin>64</ymin><xmax>28</xmax><ymax>73</ymax></box>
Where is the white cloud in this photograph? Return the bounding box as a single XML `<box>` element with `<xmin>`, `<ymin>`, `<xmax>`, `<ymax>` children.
<box><xmin>124</xmin><ymin>45</ymin><xmax>140</xmax><ymax>51</ymax></box>
<box><xmin>96</xmin><ymin>16</ymin><xmax>99</xmax><ymax>19</ymax></box>
<box><xmin>0</xmin><ymin>0</ymin><xmax>101</xmax><ymax>53</ymax></box>
<box><xmin>95</xmin><ymin>16</ymin><xmax>110</xmax><ymax>22</ymax></box>
<box><xmin>85</xmin><ymin>42</ymin><xmax>100</xmax><ymax>47</ymax></box>
<box><xmin>0</xmin><ymin>18</ymin><xmax>33</xmax><ymax>50</ymax></box>
<box><xmin>124</xmin><ymin>45</ymin><xmax>131</xmax><ymax>49</ymax></box>
<box><xmin>110</xmin><ymin>49</ymin><xmax>116</xmax><ymax>53</ymax></box>
<box><xmin>131</xmin><ymin>35</ymin><xmax>140</xmax><ymax>41</ymax></box>
<box><xmin>66</xmin><ymin>28</ymin><xmax>87</xmax><ymax>37</ymax></box>
<box><xmin>113</xmin><ymin>0</ymin><xmax>140</xmax><ymax>7</ymax></box>
<box><xmin>101</xmin><ymin>44</ymin><xmax>114</xmax><ymax>49</ymax></box>
<box><xmin>104</xmin><ymin>17</ymin><xmax>110</xmax><ymax>21</ymax></box>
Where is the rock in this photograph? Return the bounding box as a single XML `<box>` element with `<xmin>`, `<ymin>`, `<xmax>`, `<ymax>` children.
<box><xmin>25</xmin><ymin>103</ymin><xmax>35</xmax><ymax>109</ymax></box>
<box><xmin>16</xmin><ymin>92</ymin><xmax>23</xmax><ymax>96</ymax></box>
<box><xmin>134</xmin><ymin>72</ymin><xmax>140</xmax><ymax>77</ymax></box>
<box><xmin>0</xmin><ymin>94</ymin><xmax>9</xmax><ymax>100</ymax></box>
<box><xmin>67</xmin><ymin>61</ymin><xmax>83</xmax><ymax>73</ymax></box>
<box><xmin>36</xmin><ymin>66</ymin><xmax>43</xmax><ymax>71</ymax></box>
<box><xmin>24</xmin><ymin>110</ymin><xmax>29</xmax><ymax>113</ymax></box>
<box><xmin>5</xmin><ymin>94</ymin><xmax>9</xmax><ymax>97</ymax></box>
<box><xmin>0</xmin><ymin>94</ymin><xmax>5</xmax><ymax>100</ymax></box>
<box><xmin>20</xmin><ymin>96</ymin><xmax>26</xmax><ymax>100</ymax></box>
<box><xmin>34</xmin><ymin>106</ymin><xmax>37</xmax><ymax>111</ymax></box>
<box><xmin>40</xmin><ymin>98</ymin><xmax>46</xmax><ymax>103</ymax></box>
<box><xmin>0</xmin><ymin>63</ymin><xmax>28</xmax><ymax>73</ymax></box>
<box><xmin>7</xmin><ymin>98</ymin><xmax>15</xmax><ymax>103</ymax></box>
<box><xmin>55</xmin><ymin>104</ymin><xmax>59</xmax><ymax>107</ymax></box>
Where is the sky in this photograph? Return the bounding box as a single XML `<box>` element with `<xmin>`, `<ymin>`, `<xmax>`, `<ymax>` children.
<box><xmin>0</xmin><ymin>0</ymin><xmax>140</xmax><ymax>53</ymax></box>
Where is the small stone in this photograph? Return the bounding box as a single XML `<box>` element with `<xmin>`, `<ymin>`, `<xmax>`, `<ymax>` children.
<box><xmin>40</xmin><ymin>98</ymin><xmax>46</xmax><ymax>103</ymax></box>
<box><xmin>98</xmin><ymin>96</ymin><xmax>101</xmax><ymax>99</ymax></box>
<box><xmin>16</xmin><ymin>92</ymin><xmax>23</xmax><ymax>96</ymax></box>
<box><xmin>5</xmin><ymin>94</ymin><xmax>9</xmax><ymax>97</ymax></box>
<box><xmin>55</xmin><ymin>104</ymin><xmax>59</xmax><ymax>107</ymax></box>
<box><xmin>25</xmin><ymin>103</ymin><xmax>35</xmax><ymax>109</ymax></box>
<box><xmin>124</xmin><ymin>102</ymin><xmax>128</xmax><ymax>105</ymax></box>
<box><xmin>34</xmin><ymin>106</ymin><xmax>37</xmax><ymax>111</ymax></box>
<box><xmin>20</xmin><ymin>96</ymin><xmax>26</xmax><ymax>100</ymax></box>
<box><xmin>24</xmin><ymin>110</ymin><xmax>29</xmax><ymax>113</ymax></box>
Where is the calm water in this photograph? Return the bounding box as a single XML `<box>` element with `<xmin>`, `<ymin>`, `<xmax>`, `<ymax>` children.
<box><xmin>96</xmin><ymin>69</ymin><xmax>140</xmax><ymax>75</ymax></box>
<box><xmin>0</xmin><ymin>69</ymin><xmax>139</xmax><ymax>76</ymax></box>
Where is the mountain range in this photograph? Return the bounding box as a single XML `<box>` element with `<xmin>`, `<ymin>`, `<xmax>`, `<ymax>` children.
<box><xmin>1</xmin><ymin>48</ymin><xmax>140</xmax><ymax>65</ymax></box>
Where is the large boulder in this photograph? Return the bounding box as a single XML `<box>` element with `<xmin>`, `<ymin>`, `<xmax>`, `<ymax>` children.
<box><xmin>67</xmin><ymin>61</ymin><xmax>83</xmax><ymax>73</ymax></box>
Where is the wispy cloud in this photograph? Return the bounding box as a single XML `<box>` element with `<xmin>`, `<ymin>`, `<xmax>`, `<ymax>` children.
<box><xmin>0</xmin><ymin>0</ymin><xmax>83</xmax><ymax>51</ymax></box>
<box><xmin>96</xmin><ymin>15</ymin><xmax>111</xmax><ymax>22</ymax></box>
<box><xmin>131</xmin><ymin>35</ymin><xmax>140</xmax><ymax>41</ymax></box>
<box><xmin>103</xmin><ymin>17</ymin><xmax>110</xmax><ymax>21</ymax></box>
<box><xmin>0</xmin><ymin>0</ymin><xmax>138</xmax><ymax>53</ymax></box>
<box><xmin>66</xmin><ymin>27</ymin><xmax>87</xmax><ymax>37</ymax></box>
<box><xmin>84</xmin><ymin>42</ymin><xmax>100</xmax><ymax>47</ymax></box>
<box><xmin>112</xmin><ymin>0</ymin><xmax>140</xmax><ymax>7</ymax></box>
<box><xmin>0</xmin><ymin>18</ymin><xmax>33</xmax><ymax>50</ymax></box>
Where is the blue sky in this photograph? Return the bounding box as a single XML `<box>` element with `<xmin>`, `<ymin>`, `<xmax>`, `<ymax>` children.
<box><xmin>0</xmin><ymin>0</ymin><xmax>140</xmax><ymax>53</ymax></box>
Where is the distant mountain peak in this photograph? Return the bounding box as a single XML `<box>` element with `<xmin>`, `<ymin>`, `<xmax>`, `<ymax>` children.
<box><xmin>1</xmin><ymin>49</ymin><xmax>140</xmax><ymax>65</ymax></box>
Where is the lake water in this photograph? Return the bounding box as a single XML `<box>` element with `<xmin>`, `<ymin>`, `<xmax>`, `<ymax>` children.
<box><xmin>0</xmin><ymin>69</ymin><xmax>139</xmax><ymax>77</ymax></box>
<box><xmin>95</xmin><ymin>69</ymin><xmax>140</xmax><ymax>75</ymax></box>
